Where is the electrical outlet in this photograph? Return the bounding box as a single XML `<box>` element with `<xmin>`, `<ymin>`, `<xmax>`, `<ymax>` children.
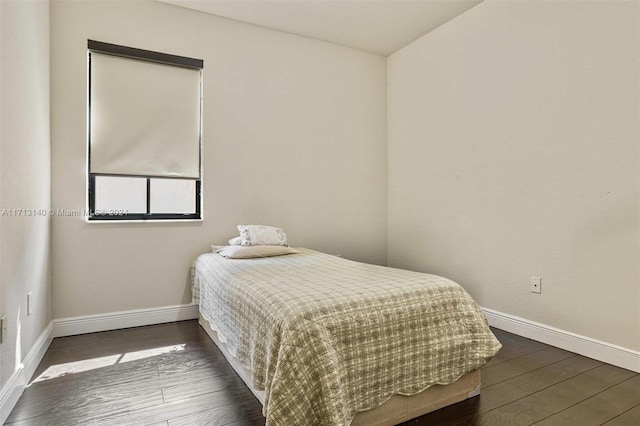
<box><xmin>27</xmin><ymin>292</ymin><xmax>33</xmax><ymax>316</ymax></box>
<box><xmin>530</xmin><ymin>276</ymin><xmax>542</xmax><ymax>294</ymax></box>
<box><xmin>0</xmin><ymin>315</ymin><xmax>6</xmax><ymax>344</ymax></box>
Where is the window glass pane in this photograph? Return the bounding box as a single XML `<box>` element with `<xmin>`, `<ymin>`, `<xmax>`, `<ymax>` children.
<box><xmin>94</xmin><ymin>176</ymin><xmax>146</xmax><ymax>214</ymax></box>
<box><xmin>150</xmin><ymin>178</ymin><xmax>196</xmax><ymax>214</ymax></box>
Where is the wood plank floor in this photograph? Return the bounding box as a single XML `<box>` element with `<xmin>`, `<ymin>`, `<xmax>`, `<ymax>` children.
<box><xmin>5</xmin><ymin>321</ymin><xmax>639</xmax><ymax>426</ymax></box>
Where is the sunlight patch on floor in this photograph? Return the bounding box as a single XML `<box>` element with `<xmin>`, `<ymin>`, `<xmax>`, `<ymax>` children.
<box><xmin>30</xmin><ymin>344</ymin><xmax>186</xmax><ymax>384</ymax></box>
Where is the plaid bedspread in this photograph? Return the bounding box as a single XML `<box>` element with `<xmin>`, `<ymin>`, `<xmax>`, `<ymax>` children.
<box><xmin>192</xmin><ymin>249</ymin><xmax>501</xmax><ymax>426</ymax></box>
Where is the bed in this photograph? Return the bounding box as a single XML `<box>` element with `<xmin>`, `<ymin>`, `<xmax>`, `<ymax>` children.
<box><xmin>192</xmin><ymin>247</ymin><xmax>501</xmax><ymax>426</ymax></box>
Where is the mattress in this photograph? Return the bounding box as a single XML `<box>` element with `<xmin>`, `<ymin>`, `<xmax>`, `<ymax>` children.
<box><xmin>191</xmin><ymin>248</ymin><xmax>501</xmax><ymax>425</ymax></box>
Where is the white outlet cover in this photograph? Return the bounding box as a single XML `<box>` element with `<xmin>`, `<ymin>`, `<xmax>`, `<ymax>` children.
<box><xmin>27</xmin><ymin>292</ymin><xmax>33</xmax><ymax>316</ymax></box>
<box><xmin>0</xmin><ymin>315</ymin><xmax>6</xmax><ymax>343</ymax></box>
<box><xmin>530</xmin><ymin>276</ymin><xmax>542</xmax><ymax>294</ymax></box>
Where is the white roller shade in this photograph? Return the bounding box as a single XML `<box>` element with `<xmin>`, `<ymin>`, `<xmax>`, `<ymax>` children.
<box><xmin>90</xmin><ymin>52</ymin><xmax>201</xmax><ymax>178</ymax></box>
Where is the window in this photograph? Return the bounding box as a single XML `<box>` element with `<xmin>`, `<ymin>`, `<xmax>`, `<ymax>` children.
<box><xmin>87</xmin><ymin>40</ymin><xmax>203</xmax><ymax>221</ymax></box>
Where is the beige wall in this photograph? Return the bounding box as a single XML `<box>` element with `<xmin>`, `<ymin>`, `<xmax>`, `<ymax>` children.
<box><xmin>0</xmin><ymin>0</ymin><xmax>51</xmax><ymax>390</ymax></box>
<box><xmin>388</xmin><ymin>0</ymin><xmax>639</xmax><ymax>350</ymax></box>
<box><xmin>51</xmin><ymin>0</ymin><xmax>387</xmax><ymax>318</ymax></box>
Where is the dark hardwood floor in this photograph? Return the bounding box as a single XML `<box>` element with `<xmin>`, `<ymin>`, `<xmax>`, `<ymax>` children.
<box><xmin>5</xmin><ymin>321</ymin><xmax>639</xmax><ymax>425</ymax></box>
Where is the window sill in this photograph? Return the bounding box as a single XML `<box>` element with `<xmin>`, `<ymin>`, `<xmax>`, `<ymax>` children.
<box><xmin>85</xmin><ymin>218</ymin><xmax>204</xmax><ymax>224</ymax></box>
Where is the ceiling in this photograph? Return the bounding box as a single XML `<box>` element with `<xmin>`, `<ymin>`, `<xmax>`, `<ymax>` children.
<box><xmin>157</xmin><ymin>0</ymin><xmax>482</xmax><ymax>57</ymax></box>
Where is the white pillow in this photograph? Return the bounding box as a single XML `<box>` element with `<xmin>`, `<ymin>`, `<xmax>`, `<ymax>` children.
<box><xmin>215</xmin><ymin>245</ymin><xmax>299</xmax><ymax>259</ymax></box>
<box><xmin>228</xmin><ymin>236</ymin><xmax>242</xmax><ymax>245</ymax></box>
<box><xmin>237</xmin><ymin>225</ymin><xmax>288</xmax><ymax>247</ymax></box>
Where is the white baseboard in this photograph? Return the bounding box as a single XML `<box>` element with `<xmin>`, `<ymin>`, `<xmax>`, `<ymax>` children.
<box><xmin>0</xmin><ymin>372</ymin><xmax>21</xmax><ymax>426</ymax></box>
<box><xmin>0</xmin><ymin>321</ymin><xmax>53</xmax><ymax>425</ymax></box>
<box><xmin>52</xmin><ymin>304</ymin><xmax>199</xmax><ymax>338</ymax></box>
<box><xmin>481</xmin><ymin>307</ymin><xmax>640</xmax><ymax>373</ymax></box>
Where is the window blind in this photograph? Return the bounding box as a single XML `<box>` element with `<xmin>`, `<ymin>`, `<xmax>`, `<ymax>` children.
<box><xmin>89</xmin><ymin>52</ymin><xmax>201</xmax><ymax>178</ymax></box>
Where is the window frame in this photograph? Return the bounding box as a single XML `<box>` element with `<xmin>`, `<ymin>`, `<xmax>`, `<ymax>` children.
<box><xmin>88</xmin><ymin>175</ymin><xmax>202</xmax><ymax>221</ymax></box>
<box><xmin>87</xmin><ymin>40</ymin><xmax>203</xmax><ymax>221</ymax></box>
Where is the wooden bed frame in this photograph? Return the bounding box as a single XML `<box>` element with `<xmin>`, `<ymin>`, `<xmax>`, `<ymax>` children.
<box><xmin>198</xmin><ymin>315</ymin><xmax>481</xmax><ymax>425</ymax></box>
